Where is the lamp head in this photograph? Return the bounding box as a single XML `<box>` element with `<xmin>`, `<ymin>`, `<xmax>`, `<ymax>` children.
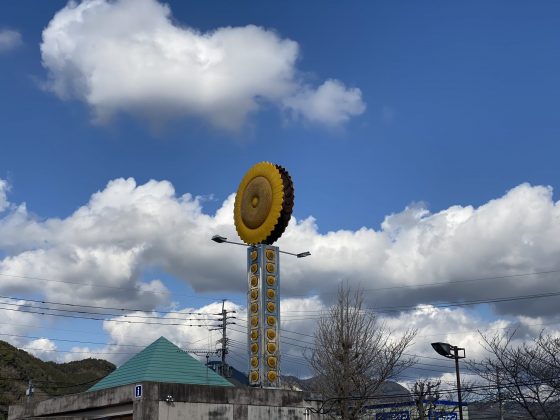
<box><xmin>296</xmin><ymin>251</ymin><xmax>311</xmax><ymax>258</ymax></box>
<box><xmin>431</xmin><ymin>342</ymin><xmax>454</xmax><ymax>358</ymax></box>
<box><xmin>211</xmin><ymin>235</ymin><xmax>228</xmax><ymax>243</ymax></box>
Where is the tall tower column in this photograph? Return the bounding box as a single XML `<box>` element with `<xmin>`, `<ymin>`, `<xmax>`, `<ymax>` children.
<box><xmin>247</xmin><ymin>244</ymin><xmax>280</xmax><ymax>387</ymax></box>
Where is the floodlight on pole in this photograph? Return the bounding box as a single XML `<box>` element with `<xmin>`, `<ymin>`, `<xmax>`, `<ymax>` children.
<box><xmin>211</xmin><ymin>235</ymin><xmax>227</xmax><ymax>243</ymax></box>
<box><xmin>431</xmin><ymin>342</ymin><xmax>454</xmax><ymax>358</ymax></box>
<box><xmin>210</xmin><ymin>235</ymin><xmax>310</xmax><ymax>259</ymax></box>
<box><xmin>431</xmin><ymin>342</ymin><xmax>466</xmax><ymax>420</ymax></box>
<box><xmin>211</xmin><ymin>235</ymin><xmax>245</xmax><ymax>246</ymax></box>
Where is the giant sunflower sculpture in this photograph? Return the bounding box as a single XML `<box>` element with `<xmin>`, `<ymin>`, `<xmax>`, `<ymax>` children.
<box><xmin>234</xmin><ymin>162</ymin><xmax>294</xmax><ymax>245</ymax></box>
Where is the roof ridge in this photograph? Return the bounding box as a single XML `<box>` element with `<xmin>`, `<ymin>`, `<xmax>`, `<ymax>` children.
<box><xmin>143</xmin><ymin>336</ymin><xmax>174</xmax><ymax>373</ymax></box>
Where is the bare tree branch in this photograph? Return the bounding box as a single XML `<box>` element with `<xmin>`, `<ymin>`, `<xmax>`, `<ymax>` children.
<box><xmin>468</xmin><ymin>330</ymin><xmax>560</xmax><ymax>419</ymax></box>
<box><xmin>307</xmin><ymin>283</ymin><xmax>417</xmax><ymax>419</ymax></box>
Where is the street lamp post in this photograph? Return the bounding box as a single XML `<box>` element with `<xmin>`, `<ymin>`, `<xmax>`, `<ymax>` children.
<box><xmin>431</xmin><ymin>342</ymin><xmax>466</xmax><ymax>420</ymax></box>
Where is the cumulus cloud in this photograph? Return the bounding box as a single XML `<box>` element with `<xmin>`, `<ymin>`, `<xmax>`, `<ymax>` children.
<box><xmin>279</xmin><ymin>183</ymin><xmax>560</xmax><ymax>319</ymax></box>
<box><xmin>1</xmin><ymin>179</ymin><xmax>560</xmax><ymax>323</ymax></box>
<box><xmin>0</xmin><ymin>29</ymin><xmax>22</xmax><ymax>52</ymax></box>
<box><xmin>3</xmin><ymin>179</ymin><xmax>559</xmax><ymax>379</ymax></box>
<box><xmin>60</xmin><ymin>299</ymin><xmax>560</xmax><ymax>379</ymax></box>
<box><xmin>0</xmin><ymin>298</ymin><xmax>44</xmax><ymax>341</ymax></box>
<box><xmin>283</xmin><ymin>80</ymin><xmax>366</xmax><ymax>127</ymax></box>
<box><xmin>0</xmin><ymin>178</ymin><xmax>225</xmax><ymax>308</ymax></box>
<box><xmin>47</xmin><ymin>301</ymin><xmax>246</xmax><ymax>365</ymax></box>
<box><xmin>23</xmin><ymin>338</ymin><xmax>58</xmax><ymax>361</ymax></box>
<box><xmin>40</xmin><ymin>0</ymin><xmax>365</xmax><ymax>130</ymax></box>
<box><xmin>64</xmin><ymin>298</ymin><xmax>322</xmax><ymax>375</ymax></box>
<box><xmin>386</xmin><ymin>305</ymin><xmax>560</xmax><ymax>388</ymax></box>
<box><xmin>0</xmin><ymin>179</ymin><xmax>9</xmax><ymax>212</ymax></box>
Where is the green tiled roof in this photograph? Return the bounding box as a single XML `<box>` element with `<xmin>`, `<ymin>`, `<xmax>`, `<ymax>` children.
<box><xmin>88</xmin><ymin>336</ymin><xmax>233</xmax><ymax>391</ymax></box>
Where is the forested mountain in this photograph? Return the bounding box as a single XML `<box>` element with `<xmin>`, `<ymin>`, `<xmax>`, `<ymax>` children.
<box><xmin>0</xmin><ymin>340</ymin><xmax>115</xmax><ymax>420</ymax></box>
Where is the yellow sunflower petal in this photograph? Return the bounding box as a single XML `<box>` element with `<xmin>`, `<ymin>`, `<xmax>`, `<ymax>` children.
<box><xmin>234</xmin><ymin>162</ymin><xmax>287</xmax><ymax>245</ymax></box>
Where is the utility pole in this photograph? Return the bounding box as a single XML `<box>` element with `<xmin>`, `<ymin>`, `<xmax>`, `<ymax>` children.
<box><xmin>209</xmin><ymin>299</ymin><xmax>236</xmax><ymax>378</ymax></box>
<box><xmin>454</xmin><ymin>348</ymin><xmax>464</xmax><ymax>420</ymax></box>
<box><xmin>221</xmin><ymin>299</ymin><xmax>227</xmax><ymax>368</ymax></box>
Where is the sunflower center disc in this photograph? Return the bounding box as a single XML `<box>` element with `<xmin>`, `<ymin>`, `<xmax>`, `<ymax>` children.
<box><xmin>241</xmin><ymin>176</ymin><xmax>273</xmax><ymax>229</ymax></box>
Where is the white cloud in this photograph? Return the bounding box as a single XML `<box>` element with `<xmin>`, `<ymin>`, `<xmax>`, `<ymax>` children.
<box><xmin>1</xmin><ymin>178</ymin><xmax>560</xmax><ymax>374</ymax></box>
<box><xmin>374</xmin><ymin>304</ymin><xmax>560</xmax><ymax>388</ymax></box>
<box><xmin>8</xmin><ymin>294</ymin><xmax>559</xmax><ymax>381</ymax></box>
<box><xmin>63</xmin><ymin>299</ymin><xmax>560</xmax><ymax>379</ymax></box>
<box><xmin>385</xmin><ymin>305</ymin><xmax>499</xmax><ymax>363</ymax></box>
<box><xmin>95</xmin><ymin>301</ymin><xmax>245</xmax><ymax>365</ymax></box>
<box><xmin>0</xmin><ymin>298</ymin><xmax>44</xmax><ymax>340</ymax></box>
<box><xmin>283</xmin><ymin>80</ymin><xmax>366</xmax><ymax>127</ymax></box>
<box><xmin>0</xmin><ymin>179</ymin><xmax>9</xmax><ymax>212</ymax></box>
<box><xmin>40</xmin><ymin>0</ymin><xmax>365</xmax><ymax>130</ymax></box>
<box><xmin>29</xmin><ymin>296</ymin><xmax>321</xmax><ymax>374</ymax></box>
<box><xmin>23</xmin><ymin>338</ymin><xmax>58</xmax><ymax>361</ymax></box>
<box><xmin>0</xmin><ymin>29</ymin><xmax>22</xmax><ymax>53</ymax></box>
<box><xmin>80</xmin><ymin>298</ymin><xmax>321</xmax><ymax>375</ymax></box>
<box><xmin>277</xmin><ymin>183</ymin><xmax>560</xmax><ymax>319</ymax></box>
<box><xmin>1</xmin><ymin>179</ymin><xmax>560</xmax><ymax>322</ymax></box>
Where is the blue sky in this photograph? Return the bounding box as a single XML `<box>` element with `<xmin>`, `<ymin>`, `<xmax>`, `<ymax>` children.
<box><xmin>3</xmin><ymin>1</ymin><xmax>559</xmax><ymax>229</ymax></box>
<box><xmin>1</xmin><ymin>0</ymin><xmax>560</xmax><ymax>382</ymax></box>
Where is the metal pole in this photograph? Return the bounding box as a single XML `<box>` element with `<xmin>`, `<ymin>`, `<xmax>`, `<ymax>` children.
<box><xmin>221</xmin><ymin>299</ymin><xmax>227</xmax><ymax>370</ymax></box>
<box><xmin>454</xmin><ymin>347</ymin><xmax>464</xmax><ymax>420</ymax></box>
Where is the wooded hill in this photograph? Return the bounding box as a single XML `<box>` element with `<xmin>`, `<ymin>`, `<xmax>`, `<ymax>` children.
<box><xmin>0</xmin><ymin>340</ymin><xmax>115</xmax><ymax>420</ymax></box>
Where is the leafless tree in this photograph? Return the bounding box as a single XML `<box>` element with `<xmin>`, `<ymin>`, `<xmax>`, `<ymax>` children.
<box><xmin>410</xmin><ymin>378</ymin><xmax>475</xmax><ymax>420</ymax></box>
<box><xmin>308</xmin><ymin>284</ymin><xmax>417</xmax><ymax>419</ymax></box>
<box><xmin>469</xmin><ymin>330</ymin><xmax>560</xmax><ymax>419</ymax></box>
<box><xmin>411</xmin><ymin>379</ymin><xmax>441</xmax><ymax>420</ymax></box>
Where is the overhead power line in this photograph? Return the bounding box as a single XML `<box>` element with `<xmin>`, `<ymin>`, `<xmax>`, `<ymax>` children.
<box><xmin>0</xmin><ymin>322</ymin><xmax>449</xmax><ymax>367</ymax></box>
<box><xmin>0</xmin><ymin>294</ymin><xmax>223</xmax><ymax>316</ymax></box>
<box><xmin>1</xmin><ymin>267</ymin><xmax>559</xmax><ymax>329</ymax></box>
<box><xmin>0</xmin><ymin>271</ymin><xmax>223</xmax><ymax>302</ymax></box>
<box><xmin>15</xmin><ymin>346</ymin><xmax>138</xmax><ymax>355</ymax></box>
<box><xmin>0</xmin><ymin>300</ymin><xmax>220</xmax><ymax>321</ymax></box>
<box><xmin>276</xmin><ymin>288</ymin><xmax>560</xmax><ymax>317</ymax></box>
<box><xmin>0</xmin><ymin>305</ymin><xmax>213</xmax><ymax>326</ymax></box>
<box><xmin>284</xmin><ymin>268</ymin><xmax>560</xmax><ymax>298</ymax></box>
<box><xmin>0</xmin><ymin>333</ymin><xmax>150</xmax><ymax>348</ymax></box>
<box><xmin>236</xmin><ymin>315</ymin><xmax>560</xmax><ymax>347</ymax></box>
<box><xmin>2</xmin><ymin>267</ymin><xmax>560</xmax><ymax>304</ymax></box>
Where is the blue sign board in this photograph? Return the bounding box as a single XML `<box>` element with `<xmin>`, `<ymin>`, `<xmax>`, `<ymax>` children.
<box><xmin>134</xmin><ymin>384</ymin><xmax>142</xmax><ymax>399</ymax></box>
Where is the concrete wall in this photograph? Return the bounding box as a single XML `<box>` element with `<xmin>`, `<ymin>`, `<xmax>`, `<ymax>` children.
<box><xmin>155</xmin><ymin>383</ymin><xmax>320</xmax><ymax>419</ymax></box>
<box><xmin>153</xmin><ymin>383</ymin><xmax>321</xmax><ymax>420</ymax></box>
<box><xmin>9</xmin><ymin>382</ymin><xmax>322</xmax><ymax>420</ymax></box>
<box><xmin>158</xmin><ymin>402</ymin><xmax>313</xmax><ymax>420</ymax></box>
<box><xmin>8</xmin><ymin>383</ymin><xmax>135</xmax><ymax>420</ymax></box>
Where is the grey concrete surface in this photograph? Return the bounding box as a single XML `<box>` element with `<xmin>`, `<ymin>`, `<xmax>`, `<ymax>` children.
<box><xmin>9</xmin><ymin>382</ymin><xmax>323</xmax><ymax>419</ymax></box>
